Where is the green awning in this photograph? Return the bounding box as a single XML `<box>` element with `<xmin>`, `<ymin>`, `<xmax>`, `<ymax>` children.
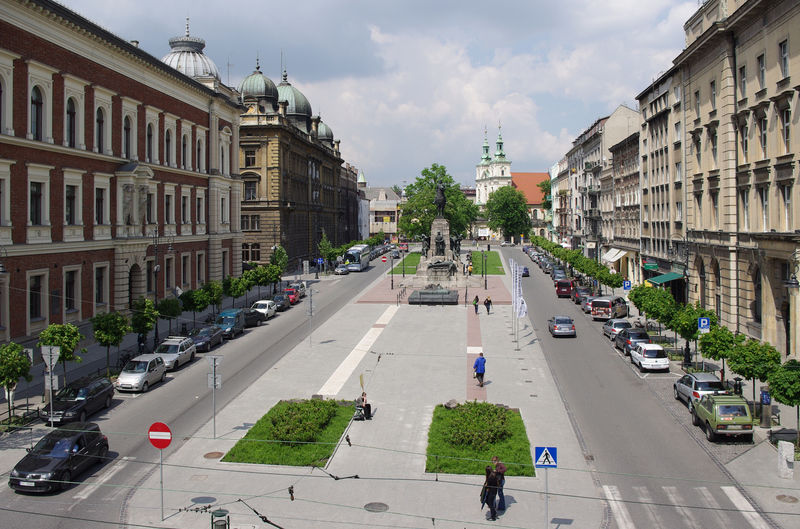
<box><xmin>648</xmin><ymin>272</ymin><xmax>684</xmax><ymax>284</ymax></box>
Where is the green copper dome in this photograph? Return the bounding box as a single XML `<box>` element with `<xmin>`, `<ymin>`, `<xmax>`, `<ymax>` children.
<box><xmin>277</xmin><ymin>69</ymin><xmax>312</xmax><ymax>118</ymax></box>
<box><xmin>238</xmin><ymin>61</ymin><xmax>278</xmax><ymax>101</ymax></box>
<box><xmin>317</xmin><ymin>120</ymin><xmax>334</xmax><ymax>142</ymax></box>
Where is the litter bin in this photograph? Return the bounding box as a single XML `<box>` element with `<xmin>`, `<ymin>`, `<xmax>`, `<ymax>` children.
<box><xmin>760</xmin><ymin>386</ymin><xmax>771</xmax><ymax>428</ymax></box>
<box><xmin>180</xmin><ymin>323</ymin><xmax>188</xmax><ymax>336</ymax></box>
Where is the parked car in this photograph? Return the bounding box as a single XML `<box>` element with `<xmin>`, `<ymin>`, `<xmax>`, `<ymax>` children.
<box><xmin>571</xmin><ymin>287</ymin><xmax>591</xmax><ymax>304</ymax></box>
<box><xmin>40</xmin><ymin>377</ymin><xmax>114</xmax><ymax>425</ymax></box>
<box><xmin>591</xmin><ymin>296</ymin><xmax>628</xmax><ymax>320</ymax></box>
<box><xmin>602</xmin><ymin>318</ymin><xmax>632</xmax><ymax>339</ymax></box>
<box><xmin>273</xmin><ymin>294</ymin><xmax>290</xmax><ymax>311</ymax></box>
<box><xmin>334</xmin><ymin>264</ymin><xmax>350</xmax><ymax>275</ymax></box>
<box><xmin>614</xmin><ymin>328</ymin><xmax>651</xmax><ymax>355</ymax></box>
<box><xmin>251</xmin><ymin>300</ymin><xmax>277</xmax><ymax>320</ymax></box>
<box><xmin>692</xmin><ymin>394</ymin><xmax>753</xmax><ymax>442</ymax></box>
<box><xmin>630</xmin><ymin>343</ymin><xmax>670</xmax><ymax>372</ymax></box>
<box><xmin>522</xmin><ymin>267</ymin><xmax>529</xmax><ymax>277</ymax></box>
<box><xmin>674</xmin><ymin>372</ymin><xmax>728</xmax><ymax>411</ymax></box>
<box><xmin>154</xmin><ymin>336</ymin><xmax>196</xmax><ymax>370</ymax></box>
<box><xmin>547</xmin><ymin>315</ymin><xmax>576</xmax><ymax>337</ymax></box>
<box><xmin>391</xmin><ymin>250</ymin><xmax>401</xmax><ymax>259</ymax></box>
<box><xmin>555</xmin><ymin>279</ymin><xmax>572</xmax><ymax>298</ymax></box>
<box><xmin>188</xmin><ymin>325</ymin><xmax>224</xmax><ymax>353</ymax></box>
<box><xmin>216</xmin><ymin>309</ymin><xmax>245</xmax><ymax>338</ymax></box>
<box><xmin>242</xmin><ymin>308</ymin><xmax>267</xmax><ymax>328</ymax></box>
<box><xmin>582</xmin><ymin>295</ymin><xmax>597</xmax><ymax>313</ymax></box>
<box><xmin>8</xmin><ymin>422</ymin><xmax>109</xmax><ymax>493</ymax></box>
<box><xmin>114</xmin><ymin>354</ymin><xmax>166</xmax><ymax>393</ymax></box>
<box><xmin>284</xmin><ymin>288</ymin><xmax>299</xmax><ymax>304</ymax></box>
<box><xmin>288</xmin><ymin>281</ymin><xmax>307</xmax><ymax>298</ymax></box>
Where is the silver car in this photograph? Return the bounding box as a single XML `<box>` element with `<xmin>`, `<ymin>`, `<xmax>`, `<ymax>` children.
<box><xmin>114</xmin><ymin>354</ymin><xmax>166</xmax><ymax>393</ymax></box>
<box><xmin>548</xmin><ymin>315</ymin><xmax>576</xmax><ymax>337</ymax></box>
<box><xmin>673</xmin><ymin>372</ymin><xmax>728</xmax><ymax>411</ymax></box>
<box><xmin>153</xmin><ymin>336</ymin><xmax>196</xmax><ymax>371</ymax></box>
<box><xmin>602</xmin><ymin>318</ymin><xmax>631</xmax><ymax>339</ymax></box>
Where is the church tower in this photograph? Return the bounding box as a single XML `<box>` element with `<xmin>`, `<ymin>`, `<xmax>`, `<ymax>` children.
<box><xmin>475</xmin><ymin>126</ymin><xmax>512</xmax><ymax>205</ymax></box>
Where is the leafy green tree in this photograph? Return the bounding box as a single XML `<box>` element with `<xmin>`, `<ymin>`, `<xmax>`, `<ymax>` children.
<box><xmin>38</xmin><ymin>323</ymin><xmax>85</xmax><ymax>385</ymax></box>
<box><xmin>317</xmin><ymin>231</ymin><xmax>337</xmax><ymax>271</ymax></box>
<box><xmin>90</xmin><ymin>312</ymin><xmax>131</xmax><ymax>378</ymax></box>
<box><xmin>768</xmin><ymin>360</ymin><xmax>800</xmax><ymax>447</ymax></box>
<box><xmin>131</xmin><ymin>297</ymin><xmax>159</xmax><ymax>342</ymax></box>
<box><xmin>728</xmin><ymin>339</ymin><xmax>781</xmax><ymax>406</ymax></box>
<box><xmin>248</xmin><ymin>265</ymin><xmax>272</xmax><ymax>298</ymax></box>
<box><xmin>699</xmin><ymin>325</ymin><xmax>744</xmax><ymax>382</ymax></box>
<box><xmin>538</xmin><ymin>178</ymin><xmax>552</xmax><ymax>211</ymax></box>
<box><xmin>485</xmin><ymin>186</ymin><xmax>532</xmax><ymax>241</ymax></box>
<box><xmin>202</xmin><ymin>280</ymin><xmax>224</xmax><ymax>315</ymax></box>
<box><xmin>266</xmin><ymin>264</ymin><xmax>283</xmax><ymax>295</ymax></box>
<box><xmin>158</xmin><ymin>298</ymin><xmax>182</xmax><ymax>335</ymax></box>
<box><xmin>223</xmin><ymin>276</ymin><xmax>249</xmax><ymax>307</ymax></box>
<box><xmin>0</xmin><ymin>342</ymin><xmax>32</xmax><ymax>420</ymax></box>
<box><xmin>398</xmin><ymin>163</ymin><xmax>478</xmax><ymax>239</ymax></box>
<box><xmin>670</xmin><ymin>303</ymin><xmax>717</xmax><ymax>353</ymax></box>
<box><xmin>179</xmin><ymin>288</ymin><xmax>210</xmax><ymax>326</ymax></box>
<box><xmin>391</xmin><ymin>184</ymin><xmax>403</xmax><ymax>197</ymax></box>
<box><xmin>270</xmin><ymin>245</ymin><xmax>289</xmax><ymax>275</ymax></box>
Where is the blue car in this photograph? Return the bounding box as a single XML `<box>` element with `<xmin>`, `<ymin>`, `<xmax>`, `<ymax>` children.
<box><xmin>522</xmin><ymin>267</ymin><xmax>529</xmax><ymax>277</ymax></box>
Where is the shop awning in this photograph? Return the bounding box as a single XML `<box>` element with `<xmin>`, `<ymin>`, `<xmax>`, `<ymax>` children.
<box><xmin>647</xmin><ymin>272</ymin><xmax>685</xmax><ymax>284</ymax></box>
<box><xmin>601</xmin><ymin>248</ymin><xmax>627</xmax><ymax>263</ymax></box>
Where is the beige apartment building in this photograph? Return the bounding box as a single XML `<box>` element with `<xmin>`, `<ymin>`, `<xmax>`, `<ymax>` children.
<box><xmin>607</xmin><ymin>132</ymin><xmax>642</xmax><ymax>285</ymax></box>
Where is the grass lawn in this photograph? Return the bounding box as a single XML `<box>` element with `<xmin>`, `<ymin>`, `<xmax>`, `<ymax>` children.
<box><xmin>425</xmin><ymin>402</ymin><xmax>534</xmax><ymax>476</ymax></box>
<box><xmin>470</xmin><ymin>251</ymin><xmax>505</xmax><ymax>275</ymax></box>
<box><xmin>391</xmin><ymin>252</ymin><xmax>420</xmax><ymax>274</ymax></box>
<box><xmin>222</xmin><ymin>400</ymin><xmax>355</xmax><ymax>466</ymax></box>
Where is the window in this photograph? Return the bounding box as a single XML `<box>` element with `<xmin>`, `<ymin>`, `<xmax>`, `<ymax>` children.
<box><xmin>673</xmin><ymin>86</ymin><xmax>681</xmax><ymax>103</ymax></box>
<box><xmin>739</xmin><ymin>66</ymin><xmax>746</xmax><ymax>97</ymax></box>
<box><xmin>31</xmin><ymin>86</ymin><xmax>43</xmax><ymax>141</ymax></box>
<box><xmin>753</xmin><ymin>267</ymin><xmax>762</xmax><ymax>323</ymax></box>
<box><xmin>182</xmin><ymin>255</ymin><xmax>189</xmax><ymax>286</ymax></box>
<box><xmin>244</xmin><ymin>181</ymin><xmax>256</xmax><ymax>200</ymax></box>
<box><xmin>165</xmin><ymin>194</ymin><xmax>173</xmax><ymax>224</ymax></box>
<box><xmin>221</xmin><ymin>197</ymin><xmax>228</xmax><ymax>223</ymax></box>
<box><xmin>165</xmin><ymin>257</ymin><xmax>173</xmax><ymax>289</ymax></box>
<box><xmin>759</xmin><ymin>186</ymin><xmax>769</xmax><ymax>231</ymax></box>
<box><xmin>94</xmin><ymin>266</ymin><xmax>106</xmax><ymax>304</ymax></box>
<box><xmin>123</xmin><ymin>116</ymin><xmax>131</xmax><ymax>159</ymax></box>
<box><xmin>196</xmin><ymin>196</ymin><xmax>204</xmax><ymax>224</ymax></box>
<box><xmin>711</xmin><ymin>191</ymin><xmax>719</xmax><ymax>228</ymax></box>
<box><xmin>710</xmin><ymin>81</ymin><xmax>716</xmax><ymax>110</ymax></box>
<box><xmin>196</xmin><ymin>139</ymin><xmax>204</xmax><ymax>172</ymax></box>
<box><xmin>759</xmin><ymin>116</ymin><xmax>768</xmax><ymax>158</ymax></box>
<box><xmin>740</xmin><ymin>124</ymin><xmax>748</xmax><ymax>162</ymax></box>
<box><xmin>676</xmin><ymin>201</ymin><xmax>683</xmax><ymax>222</ymax></box>
<box><xmin>146</xmin><ymin>260</ymin><xmax>154</xmax><ymax>293</ymax></box>
<box><xmin>241</xmin><ymin>216</ymin><xmax>249</xmax><ymax>231</ymax></box>
<box><xmin>146</xmin><ymin>124</ymin><xmax>153</xmax><ymax>162</ymax></box>
<box><xmin>782</xmin><ymin>108</ymin><xmax>791</xmax><ymax>153</ymax></box>
<box><xmin>245</xmin><ymin>149</ymin><xmax>256</xmax><ymax>167</ymax></box>
<box><xmin>695</xmin><ymin>193</ymin><xmax>702</xmax><ymax>223</ymax></box>
<box><xmin>66</xmin><ymin>98</ymin><xmax>76</xmax><ymax>148</ymax></box>
<box><xmin>181</xmin><ymin>195</ymin><xmax>188</xmax><ymax>224</ymax></box>
<box><xmin>675</xmin><ymin>161</ymin><xmax>682</xmax><ymax>182</ymax></box>
<box><xmin>29</xmin><ymin>274</ymin><xmax>43</xmax><ymax>320</ymax></box>
<box><xmin>95</xmin><ymin>108</ymin><xmax>104</xmax><ymax>153</ymax></box>
<box><xmin>783</xmin><ymin>184</ymin><xmax>792</xmax><ymax>231</ymax></box>
<box><xmin>779</xmin><ymin>40</ymin><xmax>789</xmax><ymax>78</ymax></box>
<box><xmin>165</xmin><ymin>130</ymin><xmax>171</xmax><ymax>165</ymax></box>
<box><xmin>65</xmin><ymin>185</ymin><xmax>77</xmax><ymax>225</ymax></box>
<box><xmin>95</xmin><ymin>187</ymin><xmax>105</xmax><ymax>225</ymax></box>
<box><xmin>29</xmin><ymin>182</ymin><xmax>43</xmax><ymax>225</ymax></box>
<box><xmin>146</xmin><ymin>192</ymin><xmax>154</xmax><ymax>224</ymax></box>
<box><xmin>181</xmin><ymin>135</ymin><xmax>187</xmax><ymax>169</ymax></box>
<box><xmin>64</xmin><ymin>270</ymin><xmax>77</xmax><ymax>312</ymax></box>
<box><xmin>710</xmin><ymin>130</ymin><xmax>718</xmax><ymax>165</ymax></box>
<box><xmin>241</xmin><ymin>243</ymin><xmax>249</xmax><ymax>262</ymax></box>
<box><xmin>757</xmin><ymin>54</ymin><xmax>766</xmax><ymax>89</ymax></box>
<box><xmin>740</xmin><ymin>189</ymin><xmax>749</xmax><ymax>231</ymax></box>
<box><xmin>693</xmin><ymin>136</ymin><xmax>701</xmax><ymax>165</ymax></box>
<box><xmin>251</xmin><ymin>243</ymin><xmax>260</xmax><ymax>261</ymax></box>
<box><xmin>674</xmin><ymin>121</ymin><xmax>681</xmax><ymax>141</ymax></box>
<box><xmin>694</xmin><ymin>90</ymin><xmax>700</xmax><ymax>117</ymax></box>
<box><xmin>196</xmin><ymin>253</ymin><xmax>205</xmax><ymax>284</ymax></box>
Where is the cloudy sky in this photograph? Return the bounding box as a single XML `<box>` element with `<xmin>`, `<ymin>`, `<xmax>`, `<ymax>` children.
<box><xmin>60</xmin><ymin>0</ymin><xmax>697</xmax><ymax>187</ymax></box>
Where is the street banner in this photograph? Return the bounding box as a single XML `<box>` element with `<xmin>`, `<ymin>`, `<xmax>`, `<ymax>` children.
<box><xmin>517</xmin><ymin>298</ymin><xmax>528</xmax><ymax>318</ymax></box>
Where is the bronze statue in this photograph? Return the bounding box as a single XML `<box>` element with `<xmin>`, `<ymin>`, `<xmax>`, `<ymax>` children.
<box><xmin>435</xmin><ymin>231</ymin><xmax>445</xmax><ymax>256</ymax></box>
<box><xmin>420</xmin><ymin>234</ymin><xmax>431</xmax><ymax>257</ymax></box>
<box><xmin>434</xmin><ymin>180</ymin><xmax>446</xmax><ymax>216</ymax></box>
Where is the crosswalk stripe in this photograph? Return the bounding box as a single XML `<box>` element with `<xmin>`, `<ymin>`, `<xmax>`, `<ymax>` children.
<box><xmin>721</xmin><ymin>486</ymin><xmax>771</xmax><ymax>529</ymax></box>
<box><xmin>632</xmin><ymin>485</ymin><xmax>665</xmax><ymax>529</ymax></box>
<box><xmin>603</xmin><ymin>485</ymin><xmax>636</xmax><ymax>529</ymax></box>
<box><xmin>663</xmin><ymin>486</ymin><xmax>701</xmax><ymax>529</ymax></box>
<box><xmin>695</xmin><ymin>486</ymin><xmax>734</xmax><ymax>528</ymax></box>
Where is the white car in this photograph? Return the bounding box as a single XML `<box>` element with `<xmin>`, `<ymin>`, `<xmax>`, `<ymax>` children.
<box><xmin>251</xmin><ymin>300</ymin><xmax>277</xmax><ymax>319</ymax></box>
<box><xmin>630</xmin><ymin>343</ymin><xmax>670</xmax><ymax>372</ymax></box>
<box><xmin>153</xmin><ymin>336</ymin><xmax>196</xmax><ymax>371</ymax></box>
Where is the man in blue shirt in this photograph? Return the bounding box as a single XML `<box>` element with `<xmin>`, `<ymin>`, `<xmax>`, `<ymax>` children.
<box><xmin>473</xmin><ymin>352</ymin><xmax>486</xmax><ymax>387</ymax></box>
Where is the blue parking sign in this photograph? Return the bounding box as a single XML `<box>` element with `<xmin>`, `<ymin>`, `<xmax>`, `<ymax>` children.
<box><xmin>623</xmin><ymin>280</ymin><xmax>631</xmax><ymax>290</ymax></box>
<box><xmin>698</xmin><ymin>317</ymin><xmax>710</xmax><ymax>333</ymax></box>
<box><xmin>317</xmin><ymin>258</ymin><xmax>324</xmax><ymax>264</ymax></box>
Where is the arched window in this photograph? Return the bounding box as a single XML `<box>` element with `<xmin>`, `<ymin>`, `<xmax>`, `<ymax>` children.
<box><xmin>753</xmin><ymin>267</ymin><xmax>762</xmax><ymax>323</ymax></box>
<box><xmin>242</xmin><ymin>243</ymin><xmax>250</xmax><ymax>262</ymax></box>
<box><xmin>66</xmin><ymin>98</ymin><xmax>76</xmax><ymax>148</ymax></box>
<box><xmin>95</xmin><ymin>107</ymin><xmax>104</xmax><ymax>153</ymax></box>
<box><xmin>220</xmin><ymin>146</ymin><xmax>225</xmax><ymax>174</ymax></box>
<box><xmin>123</xmin><ymin>116</ymin><xmax>131</xmax><ymax>159</ymax></box>
<box><xmin>31</xmin><ymin>86</ymin><xmax>43</xmax><ymax>141</ymax></box>
<box><xmin>698</xmin><ymin>261</ymin><xmax>706</xmax><ymax>309</ymax></box>
<box><xmin>146</xmin><ymin>124</ymin><xmax>153</xmax><ymax>162</ymax></box>
<box><xmin>165</xmin><ymin>130</ymin><xmax>171</xmax><ymax>165</ymax></box>
<box><xmin>181</xmin><ymin>135</ymin><xmax>187</xmax><ymax>169</ymax></box>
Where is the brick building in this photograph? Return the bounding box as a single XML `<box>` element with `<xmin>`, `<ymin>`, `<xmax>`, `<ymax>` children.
<box><xmin>0</xmin><ymin>0</ymin><xmax>242</xmax><ymax>342</ymax></box>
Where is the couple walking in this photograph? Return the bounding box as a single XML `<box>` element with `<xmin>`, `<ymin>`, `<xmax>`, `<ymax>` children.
<box><xmin>480</xmin><ymin>456</ymin><xmax>507</xmax><ymax>520</ymax></box>
<box><xmin>472</xmin><ymin>296</ymin><xmax>492</xmax><ymax>314</ymax></box>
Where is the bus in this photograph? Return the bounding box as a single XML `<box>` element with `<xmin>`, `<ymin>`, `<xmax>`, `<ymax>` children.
<box><xmin>344</xmin><ymin>244</ymin><xmax>371</xmax><ymax>271</ymax></box>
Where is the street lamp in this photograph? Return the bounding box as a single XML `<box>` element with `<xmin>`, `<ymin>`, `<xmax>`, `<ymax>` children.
<box><xmin>150</xmin><ymin>227</ymin><xmax>174</xmax><ymax>349</ymax></box>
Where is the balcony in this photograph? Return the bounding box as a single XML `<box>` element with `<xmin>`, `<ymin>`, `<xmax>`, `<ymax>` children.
<box><xmin>585</xmin><ymin>208</ymin><xmax>601</xmax><ymax>219</ymax></box>
<box><xmin>586</xmin><ymin>185</ymin><xmax>601</xmax><ymax>195</ymax></box>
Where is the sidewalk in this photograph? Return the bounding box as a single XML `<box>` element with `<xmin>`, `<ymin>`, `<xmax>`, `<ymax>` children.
<box><xmin>122</xmin><ymin>265</ymin><xmax>603</xmax><ymax>527</ymax></box>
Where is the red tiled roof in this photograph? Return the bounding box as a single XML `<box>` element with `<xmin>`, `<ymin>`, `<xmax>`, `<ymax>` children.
<box><xmin>511</xmin><ymin>172</ymin><xmax>549</xmax><ymax>205</ymax></box>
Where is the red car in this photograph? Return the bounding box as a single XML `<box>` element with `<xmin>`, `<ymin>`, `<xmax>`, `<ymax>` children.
<box><xmin>283</xmin><ymin>288</ymin><xmax>298</xmax><ymax>304</ymax></box>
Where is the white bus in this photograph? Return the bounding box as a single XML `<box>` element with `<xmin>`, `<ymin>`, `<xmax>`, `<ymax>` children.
<box><xmin>344</xmin><ymin>244</ymin><xmax>371</xmax><ymax>271</ymax></box>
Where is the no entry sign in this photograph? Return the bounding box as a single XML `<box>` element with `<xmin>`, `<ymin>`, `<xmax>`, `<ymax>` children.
<box><xmin>148</xmin><ymin>422</ymin><xmax>172</xmax><ymax>450</ymax></box>
<box><xmin>381</xmin><ymin>256</ymin><xmax>387</xmax><ymax>262</ymax></box>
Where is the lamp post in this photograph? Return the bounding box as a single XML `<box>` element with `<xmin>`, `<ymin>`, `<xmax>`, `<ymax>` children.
<box><xmin>783</xmin><ymin>251</ymin><xmax>799</xmax><ymax>358</ymax></box>
<box><xmin>483</xmin><ymin>250</ymin><xmax>487</xmax><ymax>290</ymax></box>
<box><xmin>150</xmin><ymin>227</ymin><xmax>174</xmax><ymax>349</ymax></box>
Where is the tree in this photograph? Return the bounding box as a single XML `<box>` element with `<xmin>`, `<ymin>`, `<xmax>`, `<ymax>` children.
<box><xmin>266</xmin><ymin>264</ymin><xmax>283</xmax><ymax>295</ymax></box>
<box><xmin>131</xmin><ymin>297</ymin><xmax>159</xmax><ymax>343</ymax></box>
<box><xmin>90</xmin><ymin>312</ymin><xmax>131</xmax><ymax>378</ymax></box>
<box><xmin>537</xmin><ymin>178</ymin><xmax>552</xmax><ymax>211</ymax></box>
<box><xmin>270</xmin><ymin>245</ymin><xmax>289</xmax><ymax>275</ymax></box>
<box><xmin>38</xmin><ymin>323</ymin><xmax>85</xmax><ymax>385</ymax></box>
<box><xmin>768</xmin><ymin>360</ymin><xmax>800</xmax><ymax>448</ymax></box>
<box><xmin>484</xmin><ymin>186</ymin><xmax>532</xmax><ymax>241</ymax></box>
<box><xmin>398</xmin><ymin>163</ymin><xmax>478</xmax><ymax>240</ymax></box>
<box><xmin>727</xmin><ymin>338</ymin><xmax>781</xmax><ymax>406</ymax></box>
<box><xmin>202</xmin><ymin>280</ymin><xmax>224</xmax><ymax>315</ymax></box>
<box><xmin>391</xmin><ymin>184</ymin><xmax>403</xmax><ymax>197</ymax></box>
<box><xmin>317</xmin><ymin>231</ymin><xmax>337</xmax><ymax>270</ymax></box>
<box><xmin>670</xmin><ymin>303</ymin><xmax>717</xmax><ymax>352</ymax></box>
<box><xmin>248</xmin><ymin>266</ymin><xmax>272</xmax><ymax>298</ymax></box>
<box><xmin>180</xmin><ymin>288</ymin><xmax>210</xmax><ymax>326</ymax></box>
<box><xmin>699</xmin><ymin>325</ymin><xmax>744</xmax><ymax>382</ymax></box>
<box><xmin>0</xmin><ymin>342</ymin><xmax>32</xmax><ymax>420</ymax></box>
<box><xmin>223</xmin><ymin>276</ymin><xmax>249</xmax><ymax>308</ymax></box>
<box><xmin>158</xmin><ymin>297</ymin><xmax>182</xmax><ymax>335</ymax></box>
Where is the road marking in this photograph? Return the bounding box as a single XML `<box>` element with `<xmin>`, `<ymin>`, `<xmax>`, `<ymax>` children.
<box><xmin>71</xmin><ymin>457</ymin><xmax>130</xmax><ymax>503</ymax></box>
<box><xmin>632</xmin><ymin>485</ymin><xmax>665</xmax><ymax>529</ymax></box>
<box><xmin>695</xmin><ymin>486</ymin><xmax>734</xmax><ymax>528</ymax></box>
<box><xmin>663</xmin><ymin>486</ymin><xmax>701</xmax><ymax>529</ymax></box>
<box><xmin>721</xmin><ymin>486</ymin><xmax>771</xmax><ymax>529</ymax></box>
<box><xmin>317</xmin><ymin>305</ymin><xmax>398</xmax><ymax>397</ymax></box>
<box><xmin>603</xmin><ymin>485</ymin><xmax>635</xmax><ymax>529</ymax></box>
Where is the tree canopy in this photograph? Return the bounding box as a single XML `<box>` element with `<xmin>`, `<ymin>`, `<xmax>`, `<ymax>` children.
<box><xmin>90</xmin><ymin>311</ymin><xmax>131</xmax><ymax>378</ymax></box>
<box><xmin>0</xmin><ymin>342</ymin><xmax>32</xmax><ymax>419</ymax></box>
<box><xmin>768</xmin><ymin>360</ymin><xmax>800</xmax><ymax>447</ymax></box>
<box><xmin>485</xmin><ymin>186</ymin><xmax>531</xmax><ymax>240</ymax></box>
<box><xmin>537</xmin><ymin>178</ymin><xmax>552</xmax><ymax>211</ymax></box>
<box><xmin>38</xmin><ymin>323</ymin><xmax>85</xmax><ymax>384</ymax></box>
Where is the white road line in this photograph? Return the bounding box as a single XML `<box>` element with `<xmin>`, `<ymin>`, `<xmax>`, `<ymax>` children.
<box><xmin>71</xmin><ymin>458</ymin><xmax>130</xmax><ymax>503</ymax></box>
<box><xmin>695</xmin><ymin>486</ymin><xmax>734</xmax><ymax>528</ymax></box>
<box><xmin>632</xmin><ymin>485</ymin><xmax>665</xmax><ymax>529</ymax></box>
<box><xmin>663</xmin><ymin>486</ymin><xmax>701</xmax><ymax>529</ymax></box>
<box><xmin>317</xmin><ymin>305</ymin><xmax>398</xmax><ymax>397</ymax></box>
<box><xmin>721</xmin><ymin>486</ymin><xmax>771</xmax><ymax>529</ymax></box>
<box><xmin>603</xmin><ymin>485</ymin><xmax>636</xmax><ymax>529</ymax></box>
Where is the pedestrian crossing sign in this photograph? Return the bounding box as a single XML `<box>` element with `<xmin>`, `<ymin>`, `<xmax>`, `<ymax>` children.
<box><xmin>535</xmin><ymin>446</ymin><xmax>557</xmax><ymax>468</ymax></box>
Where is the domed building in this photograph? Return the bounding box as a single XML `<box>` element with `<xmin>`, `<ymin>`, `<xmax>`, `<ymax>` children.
<box><xmin>276</xmin><ymin>69</ymin><xmax>313</xmax><ymax>132</ymax></box>
<box><xmin>238</xmin><ymin>60</ymin><xmax>278</xmax><ymax>112</ymax></box>
<box><xmin>161</xmin><ymin>21</ymin><xmax>221</xmax><ymax>81</ymax></box>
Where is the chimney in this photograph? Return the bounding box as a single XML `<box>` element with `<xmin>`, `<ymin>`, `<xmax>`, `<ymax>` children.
<box><xmin>278</xmin><ymin>101</ymin><xmax>287</xmax><ymax>116</ymax></box>
<box><xmin>311</xmin><ymin>116</ymin><xmax>320</xmax><ymax>138</ymax></box>
<box><xmin>334</xmin><ymin>140</ymin><xmax>340</xmax><ymax>156</ymax></box>
<box><xmin>130</xmin><ymin>40</ymin><xmax>139</xmax><ymax>47</ymax></box>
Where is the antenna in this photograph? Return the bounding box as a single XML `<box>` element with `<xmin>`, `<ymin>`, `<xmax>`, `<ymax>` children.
<box><xmin>226</xmin><ymin>57</ymin><xmax>233</xmax><ymax>86</ymax></box>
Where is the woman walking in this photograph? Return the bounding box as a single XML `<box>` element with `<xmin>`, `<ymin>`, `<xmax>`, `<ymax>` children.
<box><xmin>473</xmin><ymin>295</ymin><xmax>480</xmax><ymax>314</ymax></box>
<box><xmin>480</xmin><ymin>465</ymin><xmax>500</xmax><ymax>520</ymax></box>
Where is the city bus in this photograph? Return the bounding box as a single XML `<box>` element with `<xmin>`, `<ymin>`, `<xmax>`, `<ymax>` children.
<box><xmin>344</xmin><ymin>244</ymin><xmax>371</xmax><ymax>271</ymax></box>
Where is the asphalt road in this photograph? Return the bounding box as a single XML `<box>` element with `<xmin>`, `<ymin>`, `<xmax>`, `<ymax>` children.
<box><xmin>513</xmin><ymin>248</ymin><xmax>774</xmax><ymax>529</ymax></box>
<box><xmin>0</xmin><ymin>264</ymin><xmax>385</xmax><ymax>529</ymax></box>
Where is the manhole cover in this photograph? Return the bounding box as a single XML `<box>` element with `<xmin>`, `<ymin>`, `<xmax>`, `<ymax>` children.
<box><xmin>776</xmin><ymin>494</ymin><xmax>799</xmax><ymax>503</ymax></box>
<box><xmin>364</xmin><ymin>502</ymin><xmax>389</xmax><ymax>512</ymax></box>
<box><xmin>191</xmin><ymin>496</ymin><xmax>217</xmax><ymax>504</ymax></box>
<box><xmin>204</xmin><ymin>451</ymin><xmax>224</xmax><ymax>459</ymax></box>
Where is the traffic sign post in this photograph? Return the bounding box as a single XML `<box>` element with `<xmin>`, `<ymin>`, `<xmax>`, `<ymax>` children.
<box><xmin>698</xmin><ymin>317</ymin><xmax>711</xmax><ymax>334</ymax></box>
<box><xmin>535</xmin><ymin>447</ymin><xmax>558</xmax><ymax>528</ymax></box>
<box><xmin>207</xmin><ymin>356</ymin><xmax>222</xmax><ymax>439</ymax></box>
<box><xmin>623</xmin><ymin>280</ymin><xmax>631</xmax><ymax>291</ymax></box>
<box><xmin>148</xmin><ymin>422</ymin><xmax>172</xmax><ymax>521</ymax></box>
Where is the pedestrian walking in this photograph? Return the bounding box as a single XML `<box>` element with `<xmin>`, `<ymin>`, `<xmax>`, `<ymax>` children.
<box><xmin>473</xmin><ymin>295</ymin><xmax>480</xmax><ymax>314</ymax></box>
<box><xmin>492</xmin><ymin>456</ymin><xmax>507</xmax><ymax>511</ymax></box>
<box><xmin>468</xmin><ymin>263</ymin><xmax>473</xmax><ymax>276</ymax></box>
<box><xmin>473</xmin><ymin>352</ymin><xmax>486</xmax><ymax>387</ymax></box>
<box><xmin>484</xmin><ymin>296</ymin><xmax>492</xmax><ymax>314</ymax></box>
<box><xmin>480</xmin><ymin>465</ymin><xmax>499</xmax><ymax>520</ymax></box>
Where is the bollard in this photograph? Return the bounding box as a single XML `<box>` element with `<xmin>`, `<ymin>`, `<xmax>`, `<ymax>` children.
<box><xmin>778</xmin><ymin>440</ymin><xmax>794</xmax><ymax>480</ymax></box>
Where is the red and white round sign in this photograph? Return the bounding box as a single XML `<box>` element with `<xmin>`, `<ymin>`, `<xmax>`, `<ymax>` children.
<box><xmin>148</xmin><ymin>422</ymin><xmax>172</xmax><ymax>450</ymax></box>
<box><xmin>381</xmin><ymin>256</ymin><xmax>387</xmax><ymax>262</ymax></box>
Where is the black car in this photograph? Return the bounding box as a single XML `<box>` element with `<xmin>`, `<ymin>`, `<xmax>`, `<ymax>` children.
<box><xmin>522</xmin><ymin>267</ymin><xmax>529</xmax><ymax>277</ymax></box>
<box><xmin>243</xmin><ymin>308</ymin><xmax>266</xmax><ymax>327</ymax></box>
<box><xmin>273</xmin><ymin>294</ymin><xmax>290</xmax><ymax>311</ymax></box>
<box><xmin>9</xmin><ymin>422</ymin><xmax>109</xmax><ymax>493</ymax></box>
<box><xmin>614</xmin><ymin>328</ymin><xmax>651</xmax><ymax>355</ymax></box>
<box><xmin>188</xmin><ymin>325</ymin><xmax>224</xmax><ymax>353</ymax></box>
<box><xmin>40</xmin><ymin>378</ymin><xmax>114</xmax><ymax>425</ymax></box>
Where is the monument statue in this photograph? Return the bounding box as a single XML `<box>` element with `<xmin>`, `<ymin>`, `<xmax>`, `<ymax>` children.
<box><xmin>450</xmin><ymin>235</ymin><xmax>462</xmax><ymax>257</ymax></box>
<box><xmin>434</xmin><ymin>231</ymin><xmax>445</xmax><ymax>256</ymax></box>
<box><xmin>420</xmin><ymin>234</ymin><xmax>431</xmax><ymax>257</ymax></box>
<box><xmin>434</xmin><ymin>180</ymin><xmax>447</xmax><ymax>216</ymax></box>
